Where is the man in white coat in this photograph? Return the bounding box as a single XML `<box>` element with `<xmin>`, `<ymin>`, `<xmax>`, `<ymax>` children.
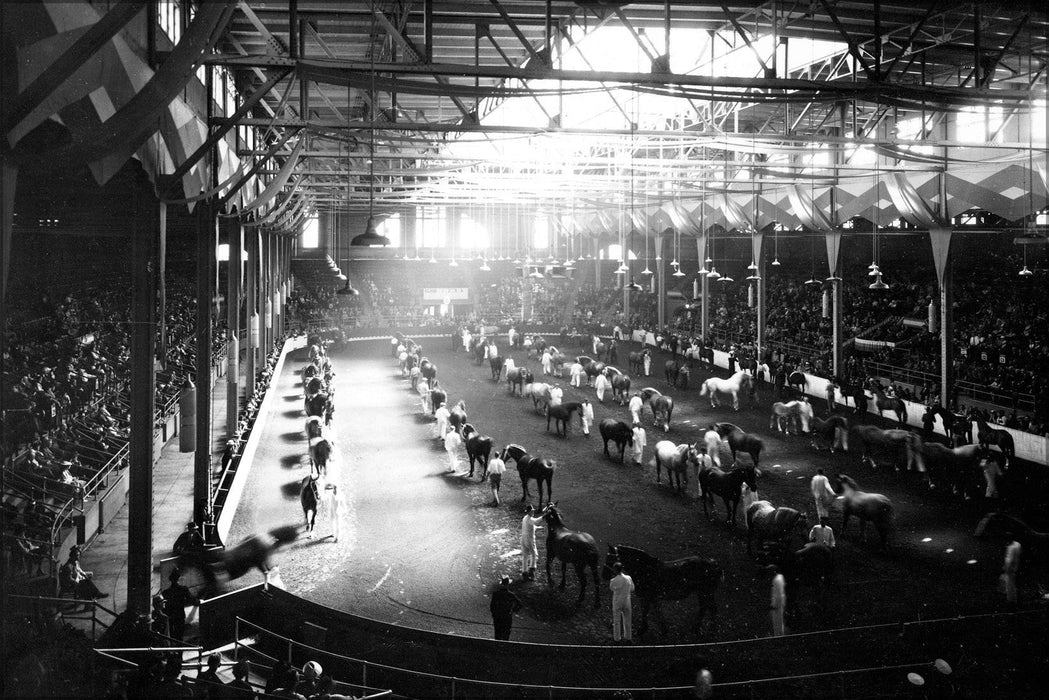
<box><xmin>520</xmin><ymin>505</ymin><xmax>546</xmax><ymax>580</ymax></box>
<box><xmin>1001</xmin><ymin>540</ymin><xmax>1021</xmax><ymax>604</ymax></box>
<box><xmin>581</xmin><ymin>399</ymin><xmax>594</xmax><ymax>438</ymax></box>
<box><xmin>628</xmin><ymin>392</ymin><xmax>644</xmax><ymax>424</ymax></box>
<box><xmin>443</xmin><ymin>429</ymin><xmax>462</xmax><ymax>472</ymax></box>
<box><xmin>770</xmin><ymin>571</ymin><xmax>786</xmax><ymax>636</ymax></box>
<box><xmin>434</xmin><ymin>401</ymin><xmax>450</xmax><ymax>438</ymax></box>
<box><xmin>595</xmin><ymin>371</ymin><xmax>611</xmax><ymax>402</ymax></box>
<box><xmin>570</xmin><ymin>362</ymin><xmax>586</xmax><ymax>388</ymax></box>
<box><xmin>810</xmin><ymin>468</ymin><xmax>837</xmax><ymax>520</ymax></box>
<box><xmin>541</xmin><ymin>348</ymin><xmax>553</xmax><ymax>376</ymax></box>
<box><xmin>631</xmin><ymin>423</ymin><xmax>647</xmax><ymax>467</ymax></box>
<box><xmin>609</xmin><ymin>561</ymin><xmax>635</xmax><ymax>643</ymax></box>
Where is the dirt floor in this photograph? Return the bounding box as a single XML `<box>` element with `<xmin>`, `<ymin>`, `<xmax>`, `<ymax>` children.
<box><xmin>226</xmin><ymin>334</ymin><xmax>1046</xmax><ymax>651</ymax></box>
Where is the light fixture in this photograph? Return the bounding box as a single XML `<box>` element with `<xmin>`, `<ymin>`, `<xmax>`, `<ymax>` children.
<box><xmin>747</xmin><ymin>261</ymin><xmax>758</xmax><ymax>271</ymax></box>
<box><xmin>615</xmin><ymin>261</ymin><xmax>629</xmax><ymax>274</ymax></box>
<box><xmin>479</xmin><ymin>259</ymin><xmax>491</xmax><ymax>272</ymax></box>
<box><xmin>1019</xmin><ymin>265</ymin><xmax>1033</xmax><ymax>277</ymax></box>
<box><xmin>449</xmin><ymin>258</ymin><xmax>458</xmax><ymax>267</ymax></box>
<box><xmin>626</xmin><ymin>278</ymin><xmax>643</xmax><ymax>292</ymax></box>
<box><xmin>868</xmin><ymin>263</ymin><xmax>881</xmax><ymax>277</ymax></box>
<box><xmin>707</xmin><ymin>266</ymin><xmax>720</xmax><ymax>281</ymax></box>
<box><xmin>805</xmin><ymin>277</ymin><xmax>821</xmax><ymax>286</ymax></box>
<box><xmin>350</xmin><ymin>40</ymin><xmax>390</xmax><ymax>248</ymax></box>
<box><xmin>528</xmin><ymin>267</ymin><xmax>545</xmax><ymax>279</ymax></box>
<box><xmin>718</xmin><ymin>274</ymin><xmax>734</xmax><ymax>283</ymax></box>
<box><xmin>771</xmin><ymin>257</ymin><xmax>780</xmax><ymax>266</ymax></box>
<box><xmin>869</xmin><ymin>273</ymin><xmax>889</xmax><ymax>290</ymax></box>
<box><xmin>746</xmin><ymin>272</ymin><xmax>761</xmax><ymax>281</ymax></box>
<box><xmin>672</xmin><ymin>267</ymin><xmax>685</xmax><ymax>277</ymax></box>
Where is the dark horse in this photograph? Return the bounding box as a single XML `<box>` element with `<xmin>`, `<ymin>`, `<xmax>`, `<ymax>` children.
<box><xmin>603</xmin><ymin>544</ymin><xmax>722</xmax><ymax>636</ymax></box>
<box><xmin>304</xmin><ymin>392</ymin><xmax>332</xmax><ymax>427</ymax></box>
<box><xmin>927</xmin><ymin>405</ymin><xmax>972</xmax><ymax>446</ymax></box>
<box><xmin>975</xmin><ymin>512</ymin><xmax>1049</xmax><ymax>576</ymax></box>
<box><xmin>429</xmin><ymin>387</ymin><xmax>447</xmax><ymax>416</ymax></box>
<box><xmin>833</xmin><ymin>473</ymin><xmax>894</xmax><ymax>550</ymax></box>
<box><xmin>419</xmin><ymin>358</ymin><xmax>437</xmax><ymax>385</ymax></box>
<box><xmin>711</xmin><ymin>422</ymin><xmax>764</xmax><ymax>470</ymax></box>
<box><xmin>698</xmin><ymin>465</ymin><xmax>758</xmax><ymax>525</ymax></box>
<box><xmin>501</xmin><ymin>444</ymin><xmax>555</xmax><ymax>508</ymax></box>
<box><xmin>300</xmin><ymin>474</ymin><xmax>321</xmax><ymax>539</ymax></box>
<box><xmin>664</xmin><ymin>360</ymin><xmax>690</xmax><ymax>389</ymax></box>
<box><xmin>462</xmin><ymin>424</ymin><xmax>493</xmax><ymax>480</ymax></box>
<box><xmin>599</xmin><ymin>418</ymin><xmax>633</xmax><ymax>463</ymax></box>
<box><xmin>746</xmin><ymin>500</ymin><xmax>807</xmax><ymax>555</ymax></box>
<box><xmin>971</xmin><ymin>412</ymin><xmax>1016</xmax><ymax>466</ymax></box>
<box><xmin>448</xmin><ymin>400</ymin><xmax>468</xmax><ymax>434</ymax></box>
<box><xmin>506</xmin><ymin>366</ymin><xmax>533</xmax><ymax>396</ymax></box>
<box><xmin>547</xmin><ymin>402</ymin><xmax>583</xmax><ymax>437</ymax></box>
<box><xmin>870</xmin><ymin>384</ymin><xmax>907</xmax><ymax>423</ymax></box>
<box><xmin>489</xmin><ymin>355</ymin><xmax>505</xmax><ymax>381</ymax></box>
<box><xmin>543</xmin><ymin>504</ymin><xmax>601</xmax><ymax>607</ymax></box>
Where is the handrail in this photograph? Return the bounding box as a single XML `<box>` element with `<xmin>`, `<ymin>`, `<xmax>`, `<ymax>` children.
<box><xmin>7</xmin><ymin>594</ymin><xmax>119</xmax><ymax>641</ymax></box>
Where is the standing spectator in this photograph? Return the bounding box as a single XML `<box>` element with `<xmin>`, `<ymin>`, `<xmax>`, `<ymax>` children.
<box><xmin>163</xmin><ymin>567</ymin><xmax>200</xmax><ymax>641</ymax></box>
<box><xmin>983</xmin><ymin>454</ymin><xmax>1003</xmax><ymax>500</ymax></box>
<box><xmin>581</xmin><ymin>399</ymin><xmax>594</xmax><ymax>438</ymax></box>
<box><xmin>631</xmin><ymin>422</ymin><xmax>647</xmax><ymax>467</ymax></box>
<box><xmin>922</xmin><ymin>407</ymin><xmax>937</xmax><ymax>439</ymax></box>
<box><xmin>520</xmin><ymin>505</ymin><xmax>546</xmax><ymax>580</ymax></box>
<box><xmin>1001</xmin><ymin>540</ymin><xmax>1021</xmax><ymax>604</ymax></box>
<box><xmin>608</xmin><ymin>338</ymin><xmax>619</xmax><ymax>365</ymax></box>
<box><xmin>825</xmin><ymin>380</ymin><xmax>838</xmax><ymax>411</ymax></box>
<box><xmin>59</xmin><ymin>545</ymin><xmax>107</xmax><ymax>599</ymax></box>
<box><xmin>769</xmin><ymin>570</ymin><xmax>786</xmax><ymax>636</ymax></box>
<box><xmin>298</xmin><ymin>661</ymin><xmax>323</xmax><ymax>697</ymax></box>
<box><xmin>810</xmin><ymin>468</ymin><xmax>836</xmax><ymax>521</ymax></box>
<box><xmin>151</xmin><ymin>594</ymin><xmax>170</xmax><ymax>637</ymax></box>
<box><xmin>628</xmin><ymin>392</ymin><xmax>644</xmax><ymax>424</ymax></box>
<box><xmin>541</xmin><ymin>347</ymin><xmax>553</xmax><ymax>376</ymax></box>
<box><xmin>443</xmin><ymin>429</ymin><xmax>462</xmax><ymax>473</ymax></box>
<box><xmin>808</xmin><ymin>517</ymin><xmax>836</xmax><ymax>548</ymax></box>
<box><xmin>328</xmin><ymin>484</ymin><xmax>343</xmax><ymax>542</ymax></box>
<box><xmin>489</xmin><ymin>576</ymin><xmax>523</xmax><ymax>640</ymax></box>
<box><xmin>609</xmin><ymin>561</ymin><xmax>635</xmax><ymax>643</ymax></box>
<box><xmin>487</xmin><ymin>451</ymin><xmax>506</xmax><ymax>506</ymax></box>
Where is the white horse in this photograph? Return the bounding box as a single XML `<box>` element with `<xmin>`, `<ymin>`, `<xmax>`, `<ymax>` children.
<box><xmin>703</xmin><ymin>429</ymin><xmax>723</xmax><ymax>467</ymax></box>
<box><xmin>523</xmin><ymin>382</ymin><xmax>562</xmax><ymax>414</ymax></box>
<box><xmin>699</xmin><ymin>371</ymin><xmax>753</xmax><ymax>410</ymax></box>
<box><xmin>769</xmin><ymin>399</ymin><xmax>813</xmax><ymax>434</ymax></box>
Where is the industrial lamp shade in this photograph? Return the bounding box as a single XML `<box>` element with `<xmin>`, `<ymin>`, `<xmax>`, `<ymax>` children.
<box><xmin>869</xmin><ymin>273</ymin><xmax>889</xmax><ymax>290</ymax></box>
<box><xmin>350</xmin><ymin>216</ymin><xmax>390</xmax><ymax>247</ymax></box>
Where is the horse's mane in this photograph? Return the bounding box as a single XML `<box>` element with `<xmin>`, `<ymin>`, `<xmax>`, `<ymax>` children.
<box><xmin>641</xmin><ymin>387</ymin><xmax>662</xmax><ymax>397</ymax></box>
<box><xmin>836</xmin><ymin>473</ymin><xmax>858</xmax><ymax>489</ymax></box>
<box><xmin>613</xmin><ymin>544</ymin><xmax>662</xmax><ymax>569</ymax></box>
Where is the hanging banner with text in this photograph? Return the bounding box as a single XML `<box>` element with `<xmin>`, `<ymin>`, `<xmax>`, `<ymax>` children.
<box><xmin>422</xmin><ymin>287</ymin><xmax>470</xmax><ymax>302</ymax></box>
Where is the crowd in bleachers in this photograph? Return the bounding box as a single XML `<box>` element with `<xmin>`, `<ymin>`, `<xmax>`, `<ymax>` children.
<box><xmin>2</xmin><ymin>278</ymin><xmax>229</xmax><ymax>583</ymax></box>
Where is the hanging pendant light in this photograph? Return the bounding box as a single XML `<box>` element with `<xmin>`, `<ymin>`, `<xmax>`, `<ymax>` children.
<box><xmin>718</xmin><ymin>274</ymin><xmax>734</xmax><ymax>283</ymax></box>
<box><xmin>479</xmin><ymin>259</ymin><xmax>491</xmax><ymax>272</ymax></box>
<box><xmin>626</xmin><ymin>277</ymin><xmax>644</xmax><ymax>292</ymax></box>
<box><xmin>869</xmin><ymin>273</ymin><xmax>889</xmax><ymax>290</ymax></box>
<box><xmin>707</xmin><ymin>266</ymin><xmax>721</xmax><ymax>281</ymax></box>
<box><xmin>351</xmin><ymin>33</ymin><xmax>390</xmax><ymax>248</ymax></box>
<box><xmin>1019</xmin><ymin>265</ymin><xmax>1033</xmax><ymax>277</ymax></box>
<box><xmin>867</xmin><ymin>263</ymin><xmax>881</xmax><ymax>277</ymax></box>
<box><xmin>771</xmin><ymin>257</ymin><xmax>781</xmax><ymax>266</ymax></box>
<box><xmin>615</xmin><ymin>260</ymin><xmax>629</xmax><ymax>274</ymax></box>
<box><xmin>449</xmin><ymin>258</ymin><xmax>458</xmax><ymax>267</ymax></box>
<box><xmin>672</xmin><ymin>266</ymin><xmax>686</xmax><ymax>277</ymax></box>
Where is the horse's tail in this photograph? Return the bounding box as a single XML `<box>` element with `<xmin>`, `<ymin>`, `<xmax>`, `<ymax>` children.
<box><xmin>699</xmin><ymin>381</ymin><xmax>709</xmax><ymax>397</ymax></box>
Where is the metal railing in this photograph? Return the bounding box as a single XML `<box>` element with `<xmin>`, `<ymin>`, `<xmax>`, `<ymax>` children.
<box><xmin>863</xmin><ymin>360</ymin><xmax>1036</xmax><ymax>413</ymax></box>
<box><xmin>6</xmin><ymin>594</ymin><xmax>119</xmax><ymax>641</ymax></box>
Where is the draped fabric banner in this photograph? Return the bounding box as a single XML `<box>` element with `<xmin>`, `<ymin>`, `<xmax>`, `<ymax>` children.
<box><xmin>885</xmin><ymin>171</ymin><xmax>943</xmax><ymax>230</ymax></box>
<box><xmin>718</xmin><ymin>193</ymin><xmax>751</xmax><ymax>231</ymax></box>
<box><xmin>787</xmin><ymin>184</ymin><xmax>835</xmax><ymax>231</ymax></box>
<box><xmin>244</xmin><ymin>177</ymin><xmax>305</xmax><ymax>226</ymax></box>
<box><xmin>824</xmin><ymin>230</ymin><xmax>843</xmax><ymax>276</ymax></box>
<box><xmin>751</xmin><ymin>232</ymin><xmax>764</xmax><ymax>269</ymax></box>
<box><xmin>162</xmin><ymin>162</ymin><xmax>246</xmax><ymax>206</ymax></box>
<box><xmin>929</xmin><ymin>227</ymin><xmax>954</xmax><ymax>288</ymax></box>
<box><xmin>239</xmin><ymin>140</ymin><xmax>304</xmax><ymax>214</ymax></box>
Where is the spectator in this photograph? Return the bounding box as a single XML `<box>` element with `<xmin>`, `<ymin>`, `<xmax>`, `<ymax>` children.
<box><xmin>227</xmin><ymin>660</ymin><xmax>256</xmax><ymax>699</ymax></box>
<box><xmin>173</xmin><ymin>522</ymin><xmax>204</xmax><ymax>555</ymax></box>
<box><xmin>196</xmin><ymin>654</ymin><xmax>225</xmax><ymax>699</ymax></box>
<box><xmin>162</xmin><ymin>567</ymin><xmax>200</xmax><ymax>641</ymax></box>
<box><xmin>59</xmin><ymin>545</ymin><xmax>107</xmax><ymax>599</ymax></box>
<box><xmin>609</xmin><ymin>561</ymin><xmax>635</xmax><ymax>643</ymax></box>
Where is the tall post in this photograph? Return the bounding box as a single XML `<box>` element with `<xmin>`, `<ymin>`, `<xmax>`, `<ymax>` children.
<box><xmin>824</xmin><ymin>230</ymin><xmax>845</xmax><ymax>378</ymax></box>
<box><xmin>655</xmin><ymin>235</ymin><xmax>666</xmax><ymax>327</ymax></box>
<box><xmin>158</xmin><ymin>203</ymin><xmax>168</xmax><ymax>366</ymax></box>
<box><xmin>697</xmin><ymin>234</ymin><xmax>709</xmax><ymax>344</ymax></box>
<box><xmin>752</xmin><ymin>232</ymin><xmax>765</xmax><ymax>357</ymax></box>
<box><xmin>246</xmin><ymin>228</ymin><xmax>258</xmax><ymax>392</ymax></box>
<box><xmin>227</xmin><ymin>220</ymin><xmax>241</xmax><ymax>438</ymax></box>
<box><xmin>128</xmin><ymin>172</ymin><xmax>157</xmax><ymax>620</ymax></box>
<box><xmin>940</xmin><ymin>262</ymin><xmax>954</xmax><ymax>407</ymax></box>
<box><xmin>194</xmin><ymin>202</ymin><xmax>214</xmax><ymax>524</ymax></box>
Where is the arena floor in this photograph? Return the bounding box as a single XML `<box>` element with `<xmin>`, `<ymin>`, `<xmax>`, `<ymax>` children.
<box><xmin>227</xmin><ymin>335</ymin><xmax>1026</xmax><ymax>646</ymax></box>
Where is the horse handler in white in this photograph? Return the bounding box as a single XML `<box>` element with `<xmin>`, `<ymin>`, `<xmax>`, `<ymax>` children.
<box><xmin>609</xmin><ymin>561</ymin><xmax>635</xmax><ymax>643</ymax></box>
<box><xmin>520</xmin><ymin>505</ymin><xmax>547</xmax><ymax>580</ymax></box>
<box><xmin>810</xmin><ymin>468</ymin><xmax>837</xmax><ymax>520</ymax></box>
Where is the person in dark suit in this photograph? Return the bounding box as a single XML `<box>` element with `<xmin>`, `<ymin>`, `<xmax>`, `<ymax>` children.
<box><xmin>162</xmin><ymin>567</ymin><xmax>200</xmax><ymax>641</ymax></box>
<box><xmin>489</xmin><ymin>576</ymin><xmax>522</xmax><ymax>640</ymax></box>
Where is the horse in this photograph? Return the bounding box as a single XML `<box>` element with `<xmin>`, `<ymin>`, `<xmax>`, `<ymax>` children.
<box><xmin>637</xmin><ymin>387</ymin><xmax>674</xmax><ymax>433</ymax></box>
<box><xmin>629</xmin><ymin>349</ymin><xmax>650</xmax><ymax>375</ymax></box>
<box><xmin>308</xmin><ymin>437</ymin><xmax>332</xmax><ymax>477</ymax></box>
<box><xmin>839</xmin><ymin>379</ymin><xmax>869</xmax><ymax>414</ymax></box>
<box><xmin>583</xmin><ymin>359</ymin><xmax>607</xmax><ymax>387</ymax></box>
<box><xmin>850</xmin><ymin>425</ymin><xmax>923</xmax><ymax>472</ymax></box>
<box><xmin>711</xmin><ymin>422</ymin><xmax>764</xmax><ymax>471</ymax></box>
<box><xmin>833</xmin><ymin>473</ymin><xmax>894</xmax><ymax>549</ymax></box>
<box><xmin>699</xmin><ymin>371</ymin><xmax>753</xmax><ymax>411</ymax></box>
<box><xmin>808</xmin><ymin>414</ymin><xmax>850</xmax><ymax>453</ymax></box>
<box><xmin>501</xmin><ymin>444</ymin><xmax>555</xmax><ymax>508</ymax></box>
<box><xmin>787</xmin><ymin>370</ymin><xmax>806</xmax><ymax>395</ymax></box>
<box><xmin>746</xmin><ymin>500</ymin><xmax>807</xmax><ymax>555</ymax></box>
<box><xmin>462</xmin><ymin>424</ymin><xmax>493</xmax><ymax>480</ymax></box>
<box><xmin>305</xmin><ymin>376</ymin><xmax>325</xmax><ymax>398</ymax></box>
<box><xmin>300</xmin><ymin>474</ymin><xmax>321</xmax><ymax>539</ymax></box>
<box><xmin>664</xmin><ymin>360</ymin><xmax>689</xmax><ymax>389</ymax></box>
<box><xmin>974</xmin><ymin>512</ymin><xmax>1049</xmax><ymax>576</ymax></box>
<box><xmin>429</xmin><ymin>387</ymin><xmax>447</xmax><ymax>416</ymax></box>
<box><xmin>927</xmin><ymin>405</ymin><xmax>972</xmax><ymax>446</ymax></box>
<box><xmin>304</xmin><ymin>392</ymin><xmax>330</xmax><ymax>424</ymax></box>
<box><xmin>870</xmin><ymin>385</ymin><xmax>906</xmax><ymax>423</ymax></box>
<box><xmin>769</xmin><ymin>400</ymin><xmax>813</xmax><ymax>434</ymax></box>
<box><xmin>547</xmin><ymin>402</ymin><xmax>583</xmax><ymax>437</ymax></box>
<box><xmin>770</xmin><ymin>543</ymin><xmax>835</xmax><ymax>616</ymax></box>
<box><xmin>305</xmin><ymin>416</ymin><xmax>323</xmax><ymax>440</ymax></box>
<box><xmin>603</xmin><ymin>544</ymin><xmax>722</xmax><ymax>636</ymax></box>
<box><xmin>920</xmin><ymin>443</ymin><xmax>986</xmax><ymax>498</ymax></box>
<box><xmin>419</xmin><ymin>358</ymin><xmax>437</xmax><ymax>385</ymax></box>
<box><xmin>698</xmin><ymin>465</ymin><xmax>758</xmax><ymax>525</ymax></box>
<box><xmin>543</xmin><ymin>504</ymin><xmax>601</xmax><ymax>607</ymax></box>
<box><xmin>599</xmin><ymin>419</ymin><xmax>633</xmax><ymax>463</ymax></box>
<box><xmin>653</xmin><ymin>441</ymin><xmax>697</xmax><ymax>494</ymax></box>
<box><xmin>441</xmin><ymin>395</ymin><xmax>466</xmax><ymax>430</ymax></box>
<box><xmin>506</xmin><ymin>366</ymin><xmax>533</xmax><ymax>396</ymax></box>
<box><xmin>489</xmin><ymin>355</ymin><xmax>505</xmax><ymax>381</ymax></box>
<box><xmin>610</xmin><ymin>372</ymin><xmax>632</xmax><ymax>405</ymax></box>
<box><xmin>971</xmin><ymin>412</ymin><xmax>1016</xmax><ymax>466</ymax></box>
<box><xmin>524</xmin><ymin>382</ymin><xmax>562</xmax><ymax>414</ymax></box>
<box><xmin>473</xmin><ymin>342</ymin><xmax>487</xmax><ymax>365</ymax></box>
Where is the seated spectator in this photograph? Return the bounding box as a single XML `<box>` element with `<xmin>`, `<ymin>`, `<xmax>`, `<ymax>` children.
<box><xmin>196</xmin><ymin>654</ymin><xmax>225</xmax><ymax>699</ymax></box>
<box><xmin>172</xmin><ymin>522</ymin><xmax>204</xmax><ymax>555</ymax></box>
<box><xmin>59</xmin><ymin>545</ymin><xmax>107</xmax><ymax>599</ymax></box>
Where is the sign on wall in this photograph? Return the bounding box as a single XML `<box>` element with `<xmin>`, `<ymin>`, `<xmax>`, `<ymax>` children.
<box><xmin>422</xmin><ymin>287</ymin><xmax>470</xmax><ymax>301</ymax></box>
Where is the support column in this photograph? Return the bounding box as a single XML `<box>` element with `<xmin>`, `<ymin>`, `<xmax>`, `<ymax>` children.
<box><xmin>752</xmin><ymin>232</ymin><xmax>765</xmax><ymax>356</ymax></box>
<box><xmin>696</xmin><ymin>234</ymin><xmax>709</xmax><ymax>344</ymax></box>
<box><xmin>227</xmin><ymin>220</ymin><xmax>241</xmax><ymax>438</ymax></box>
<box><xmin>128</xmin><ymin>174</ymin><xmax>157</xmax><ymax>621</ymax></box>
<box><xmin>655</xmin><ymin>236</ymin><xmax>666</xmax><ymax>327</ymax></box>
<box><xmin>930</xmin><ymin>226</ymin><xmax>954</xmax><ymax>407</ymax></box>
<box><xmin>158</xmin><ymin>203</ymin><xmax>168</xmax><ymax>366</ymax></box>
<box><xmin>246</xmin><ymin>228</ymin><xmax>258</xmax><ymax>391</ymax></box>
<box><xmin>194</xmin><ymin>202</ymin><xmax>214</xmax><ymax>524</ymax></box>
<box><xmin>824</xmin><ymin>230</ymin><xmax>845</xmax><ymax>377</ymax></box>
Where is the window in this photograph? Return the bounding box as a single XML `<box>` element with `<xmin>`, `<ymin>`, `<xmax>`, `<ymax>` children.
<box><xmin>379</xmin><ymin>214</ymin><xmax>401</xmax><ymax>247</ymax></box>
<box><xmin>301</xmin><ymin>216</ymin><xmax>319</xmax><ymax>248</ymax></box>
